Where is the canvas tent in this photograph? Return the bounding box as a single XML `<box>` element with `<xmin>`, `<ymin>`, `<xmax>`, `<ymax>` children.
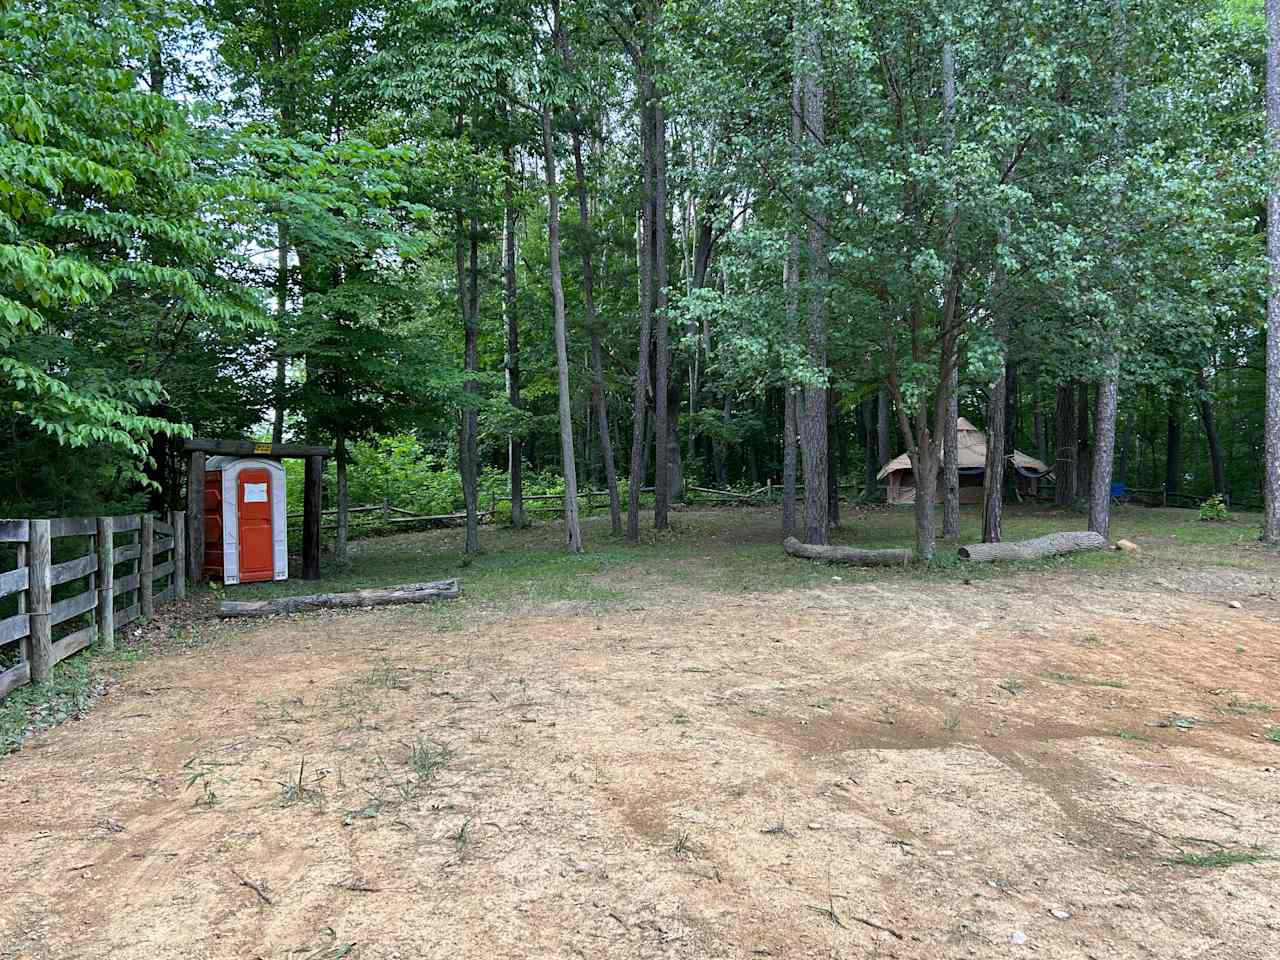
<box><xmin>876</xmin><ymin>417</ymin><xmax>1052</xmax><ymax>505</ymax></box>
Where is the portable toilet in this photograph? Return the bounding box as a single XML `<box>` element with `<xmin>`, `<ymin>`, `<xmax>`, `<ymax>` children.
<box><xmin>202</xmin><ymin>456</ymin><xmax>288</xmax><ymax>584</ymax></box>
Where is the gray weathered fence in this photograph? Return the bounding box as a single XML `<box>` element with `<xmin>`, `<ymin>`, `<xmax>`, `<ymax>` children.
<box><xmin>0</xmin><ymin>511</ymin><xmax>186</xmax><ymax>702</ymax></box>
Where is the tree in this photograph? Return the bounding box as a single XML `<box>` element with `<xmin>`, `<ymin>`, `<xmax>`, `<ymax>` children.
<box><xmin>1266</xmin><ymin>0</ymin><xmax>1280</xmax><ymax>542</ymax></box>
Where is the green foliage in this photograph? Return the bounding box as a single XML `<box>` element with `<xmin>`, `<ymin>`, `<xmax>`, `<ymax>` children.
<box><xmin>1199</xmin><ymin>494</ymin><xmax>1232</xmax><ymax>522</ymax></box>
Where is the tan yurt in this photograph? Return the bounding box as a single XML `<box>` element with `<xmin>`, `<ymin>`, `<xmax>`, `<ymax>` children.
<box><xmin>876</xmin><ymin>417</ymin><xmax>1052</xmax><ymax>505</ymax></box>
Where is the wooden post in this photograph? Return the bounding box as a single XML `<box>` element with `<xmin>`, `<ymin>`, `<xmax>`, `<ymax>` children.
<box><xmin>140</xmin><ymin>514</ymin><xmax>154</xmax><ymax>618</ymax></box>
<box><xmin>187</xmin><ymin>451</ymin><xmax>205</xmax><ymax>582</ymax></box>
<box><xmin>303</xmin><ymin>455</ymin><xmax>323</xmax><ymax>580</ymax></box>
<box><xmin>96</xmin><ymin>517</ymin><xmax>115</xmax><ymax>651</ymax></box>
<box><xmin>27</xmin><ymin>519</ymin><xmax>52</xmax><ymax>683</ymax></box>
<box><xmin>172</xmin><ymin>509</ymin><xmax>186</xmax><ymax>599</ymax></box>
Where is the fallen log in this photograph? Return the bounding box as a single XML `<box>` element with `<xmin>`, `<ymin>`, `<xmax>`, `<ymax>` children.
<box><xmin>218</xmin><ymin>579</ymin><xmax>460</xmax><ymax>619</ymax></box>
<box><xmin>957</xmin><ymin>531</ymin><xmax>1107</xmax><ymax>563</ymax></box>
<box><xmin>783</xmin><ymin>536</ymin><xmax>913</xmax><ymax>566</ymax></box>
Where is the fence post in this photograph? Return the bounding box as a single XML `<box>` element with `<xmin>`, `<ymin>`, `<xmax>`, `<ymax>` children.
<box><xmin>140</xmin><ymin>514</ymin><xmax>154</xmax><ymax>618</ymax></box>
<box><xmin>96</xmin><ymin>517</ymin><xmax>115</xmax><ymax>652</ymax></box>
<box><xmin>27</xmin><ymin>519</ymin><xmax>52</xmax><ymax>683</ymax></box>
<box><xmin>187</xmin><ymin>451</ymin><xmax>205</xmax><ymax>582</ymax></box>
<box><xmin>172</xmin><ymin>509</ymin><xmax>186</xmax><ymax>599</ymax></box>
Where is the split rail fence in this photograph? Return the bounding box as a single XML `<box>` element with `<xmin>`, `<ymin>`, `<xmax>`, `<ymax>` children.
<box><xmin>0</xmin><ymin>511</ymin><xmax>186</xmax><ymax>703</ymax></box>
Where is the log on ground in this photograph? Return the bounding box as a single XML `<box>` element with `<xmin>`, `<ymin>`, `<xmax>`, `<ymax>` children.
<box><xmin>218</xmin><ymin>580</ymin><xmax>460</xmax><ymax>619</ymax></box>
<box><xmin>783</xmin><ymin>536</ymin><xmax>912</xmax><ymax>566</ymax></box>
<box><xmin>957</xmin><ymin>531</ymin><xmax>1107</xmax><ymax>563</ymax></box>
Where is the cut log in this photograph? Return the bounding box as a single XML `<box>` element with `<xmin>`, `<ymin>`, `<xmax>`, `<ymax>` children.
<box><xmin>783</xmin><ymin>536</ymin><xmax>912</xmax><ymax>566</ymax></box>
<box><xmin>957</xmin><ymin>531</ymin><xmax>1107</xmax><ymax>563</ymax></box>
<box><xmin>218</xmin><ymin>580</ymin><xmax>460</xmax><ymax>619</ymax></box>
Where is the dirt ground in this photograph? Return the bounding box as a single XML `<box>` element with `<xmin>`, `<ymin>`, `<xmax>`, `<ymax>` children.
<box><xmin>2</xmin><ymin>562</ymin><xmax>1279</xmax><ymax>959</ymax></box>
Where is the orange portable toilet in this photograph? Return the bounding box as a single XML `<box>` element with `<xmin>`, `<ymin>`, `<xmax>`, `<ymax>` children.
<box><xmin>203</xmin><ymin>456</ymin><xmax>288</xmax><ymax>584</ymax></box>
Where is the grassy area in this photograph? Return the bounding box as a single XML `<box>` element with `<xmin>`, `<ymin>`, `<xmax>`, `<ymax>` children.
<box><xmin>225</xmin><ymin>502</ymin><xmax>1269</xmax><ymax>616</ymax></box>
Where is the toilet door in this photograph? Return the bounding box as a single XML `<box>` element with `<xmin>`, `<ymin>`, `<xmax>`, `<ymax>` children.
<box><xmin>237</xmin><ymin>468</ymin><xmax>274</xmax><ymax>583</ymax></box>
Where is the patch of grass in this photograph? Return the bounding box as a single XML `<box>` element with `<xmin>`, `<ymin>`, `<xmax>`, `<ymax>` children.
<box><xmin>997</xmin><ymin>678</ymin><xmax>1023</xmax><ymax>695</ymax></box>
<box><xmin>0</xmin><ymin>652</ymin><xmax>99</xmax><ymax>754</ymax></box>
<box><xmin>673</xmin><ymin>829</ymin><xmax>693</xmax><ymax>855</ymax></box>
<box><xmin>672</xmin><ymin>712</ymin><xmax>690</xmax><ymax>725</ymax></box>
<box><xmin>1214</xmin><ymin>693</ymin><xmax>1272</xmax><ymax>717</ymax></box>
<box><xmin>448</xmin><ymin>816</ymin><xmax>473</xmax><ymax>855</ymax></box>
<box><xmin>277</xmin><ymin>758</ymin><xmax>326</xmax><ymax>810</ymax></box>
<box><xmin>1044</xmin><ymin>672</ymin><xmax>1128</xmax><ymax>689</ymax></box>
<box><xmin>748</xmin><ymin>706</ymin><xmax>768</xmax><ymax>717</ymax></box>
<box><xmin>1106</xmin><ymin>729</ymin><xmax>1150</xmax><ymax>742</ymax></box>
<box><xmin>943</xmin><ymin>716</ymin><xmax>961</xmax><ymax>731</ymax></box>
<box><xmin>1165</xmin><ymin>845</ymin><xmax>1272</xmax><ymax>868</ymax></box>
<box><xmin>406</xmin><ymin>737</ymin><xmax>452</xmax><ymax>782</ymax></box>
<box><xmin>183</xmin><ymin>756</ymin><xmax>231</xmax><ymax>807</ymax></box>
<box><xmin>363</xmin><ymin>658</ymin><xmax>411</xmax><ymax>691</ymax></box>
<box><xmin>1266</xmin><ymin>726</ymin><xmax>1280</xmax><ymax>743</ymax></box>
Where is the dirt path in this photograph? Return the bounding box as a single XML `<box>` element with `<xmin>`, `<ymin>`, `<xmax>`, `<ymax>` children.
<box><xmin>2</xmin><ymin>567</ymin><xmax>1279</xmax><ymax>959</ymax></box>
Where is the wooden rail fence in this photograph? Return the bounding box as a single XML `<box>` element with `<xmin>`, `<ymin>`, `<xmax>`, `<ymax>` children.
<box><xmin>0</xmin><ymin>511</ymin><xmax>186</xmax><ymax>702</ymax></box>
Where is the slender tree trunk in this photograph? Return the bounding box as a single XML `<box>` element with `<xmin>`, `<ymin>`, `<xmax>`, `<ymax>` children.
<box><xmin>862</xmin><ymin>396</ymin><xmax>879</xmax><ymax>500</ymax></box>
<box><xmin>782</xmin><ymin>389</ymin><xmax>798</xmax><ymax>535</ymax></box>
<box><xmin>541</xmin><ymin>101</ymin><xmax>583</xmax><ymax>552</ymax></box>
<box><xmin>1165</xmin><ymin>402</ymin><xmax>1182</xmax><ymax>496</ymax></box>
<box><xmin>940</xmin><ymin>41</ymin><xmax>960</xmax><ymax>542</ymax></box>
<box><xmin>504</xmin><ymin>146</ymin><xmax>525</xmax><ymax>529</ymax></box>
<box><xmin>572</xmin><ymin>131</ymin><xmax>622</xmax><ymax>534</ymax></box>
<box><xmin>1092</xmin><ymin>11</ymin><xmax>1125</xmax><ymax>539</ymax></box>
<box><xmin>627</xmin><ymin>76</ymin><xmax>656</xmax><ymax>542</ymax></box>
<box><xmin>827</xmin><ymin>389</ymin><xmax>840</xmax><ymax>528</ymax></box>
<box><xmin>943</xmin><ymin>370</ymin><xmax>960</xmax><ymax>540</ymax></box>
<box><xmin>877</xmin><ymin>385</ymin><xmax>892</xmax><ymax>466</ymax></box>
<box><xmin>1054</xmin><ymin>384</ymin><xmax>1077</xmax><ymax>506</ymax></box>
<box><xmin>796</xmin><ymin>20</ymin><xmax>828</xmax><ymax>545</ymax></box>
<box><xmin>272</xmin><ymin>220</ymin><xmax>289</xmax><ymax>443</ymax></box>
<box><xmin>911</xmin><ymin>439</ymin><xmax>938</xmax><ymax>559</ymax></box>
<box><xmin>335</xmin><ymin>431</ymin><xmax>349</xmax><ymax>564</ymax></box>
<box><xmin>782</xmin><ymin>64</ymin><xmax>802</xmax><ymax>538</ymax></box>
<box><xmin>1198</xmin><ymin>376</ymin><xmax>1226</xmax><ymax>496</ymax></box>
<box><xmin>983</xmin><ymin>316</ymin><xmax>1009</xmax><ymax>543</ymax></box>
<box><xmin>1265</xmin><ymin>0</ymin><xmax>1280</xmax><ymax>540</ymax></box>
<box><xmin>652</xmin><ymin>92</ymin><xmax>671</xmax><ymax>529</ymax></box>
<box><xmin>1076</xmin><ymin>381</ymin><xmax>1091</xmax><ymax>496</ymax></box>
<box><xmin>456</xmin><ymin>214</ymin><xmax>480</xmax><ymax>554</ymax></box>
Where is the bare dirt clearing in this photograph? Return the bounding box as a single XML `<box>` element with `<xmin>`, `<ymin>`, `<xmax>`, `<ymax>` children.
<box><xmin>2</xmin><ymin>564</ymin><xmax>1280</xmax><ymax>959</ymax></box>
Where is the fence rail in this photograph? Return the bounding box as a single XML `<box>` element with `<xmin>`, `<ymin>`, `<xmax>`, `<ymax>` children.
<box><xmin>0</xmin><ymin>511</ymin><xmax>186</xmax><ymax>703</ymax></box>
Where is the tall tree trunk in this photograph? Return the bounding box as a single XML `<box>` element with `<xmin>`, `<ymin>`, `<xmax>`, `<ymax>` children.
<box><xmin>272</xmin><ymin>220</ymin><xmax>289</xmax><ymax>443</ymax></box>
<box><xmin>652</xmin><ymin>91</ymin><xmax>671</xmax><ymax>529</ymax></box>
<box><xmin>796</xmin><ymin>19</ymin><xmax>828</xmax><ymax>545</ymax></box>
<box><xmin>335</xmin><ymin>431</ymin><xmax>349</xmax><ymax>564</ymax></box>
<box><xmin>1054</xmin><ymin>383</ymin><xmax>1077</xmax><ymax>506</ymax></box>
<box><xmin>862</xmin><ymin>396</ymin><xmax>879</xmax><ymax>500</ymax></box>
<box><xmin>1198</xmin><ymin>376</ymin><xmax>1226</xmax><ymax>496</ymax></box>
<box><xmin>572</xmin><ymin>131</ymin><xmax>622</xmax><ymax>534</ymax></box>
<box><xmin>541</xmin><ymin>101</ymin><xmax>583</xmax><ymax>552</ymax></box>
<box><xmin>1266</xmin><ymin>0</ymin><xmax>1280</xmax><ymax>540</ymax></box>
<box><xmin>782</xmin><ymin>63</ymin><xmax>803</xmax><ymax>538</ymax></box>
<box><xmin>627</xmin><ymin>73</ymin><xmax>656</xmax><ymax>542</ymax></box>
<box><xmin>1165</xmin><ymin>402</ymin><xmax>1182</xmax><ymax>496</ymax></box>
<box><xmin>455</xmin><ymin>214</ymin><xmax>480</xmax><ymax>555</ymax></box>
<box><xmin>983</xmin><ymin>313</ymin><xmax>1009</xmax><ymax>543</ymax></box>
<box><xmin>877</xmin><ymin>385</ymin><xmax>892</xmax><ymax>467</ymax></box>
<box><xmin>782</xmin><ymin>389</ymin><xmax>798</xmax><ymax>535</ymax></box>
<box><xmin>1091</xmin><ymin>8</ymin><xmax>1125</xmax><ymax>539</ymax></box>
<box><xmin>943</xmin><ymin>370</ymin><xmax>960</xmax><ymax>540</ymax></box>
<box><xmin>504</xmin><ymin>145</ymin><xmax>525</xmax><ymax>529</ymax></box>
<box><xmin>1076</xmin><ymin>381</ymin><xmax>1091</xmax><ymax>497</ymax></box>
<box><xmin>827</xmin><ymin>388</ymin><xmax>840</xmax><ymax>527</ymax></box>
<box><xmin>1035</xmin><ymin>400</ymin><xmax>1047</xmax><ymax>466</ymax></box>
<box><xmin>940</xmin><ymin>40</ymin><xmax>960</xmax><ymax>542</ymax></box>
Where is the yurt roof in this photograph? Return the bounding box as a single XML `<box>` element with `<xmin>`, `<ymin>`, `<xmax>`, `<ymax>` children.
<box><xmin>875</xmin><ymin>418</ymin><xmax>1051</xmax><ymax>481</ymax></box>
